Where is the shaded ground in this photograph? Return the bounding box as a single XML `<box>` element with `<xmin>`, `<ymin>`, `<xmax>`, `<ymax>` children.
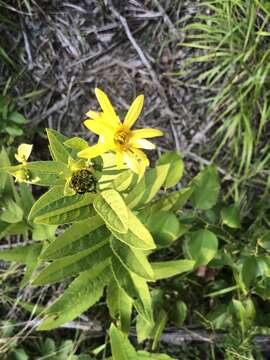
<box><xmin>1</xmin><ymin>0</ymin><xmax>209</xmax><ymax>167</ymax></box>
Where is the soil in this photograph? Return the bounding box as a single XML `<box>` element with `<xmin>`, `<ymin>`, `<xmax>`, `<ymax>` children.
<box><xmin>1</xmin><ymin>0</ymin><xmax>210</xmax><ymax>170</ymax></box>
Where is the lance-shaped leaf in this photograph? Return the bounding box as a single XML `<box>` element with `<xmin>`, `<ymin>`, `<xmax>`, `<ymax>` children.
<box><xmin>64</xmin><ymin>137</ymin><xmax>89</xmax><ymax>151</ymax></box>
<box><xmin>109</xmin><ymin>324</ymin><xmax>137</xmax><ymax>360</ymax></box>
<box><xmin>126</xmin><ymin>164</ymin><xmax>170</xmax><ymax>209</ymax></box>
<box><xmin>107</xmin><ymin>278</ymin><xmax>133</xmax><ymax>334</ymax></box>
<box><xmin>156</xmin><ymin>151</ymin><xmax>184</xmax><ymax>188</ymax></box>
<box><xmin>0</xmin><ymin>147</ymin><xmax>11</xmax><ymax>191</ymax></box>
<box><xmin>0</xmin><ymin>243</ymin><xmax>42</xmax><ymax>264</ymax></box>
<box><xmin>28</xmin><ymin>186</ymin><xmax>64</xmax><ymax>221</ymax></box>
<box><xmin>152</xmin><ymin>259</ymin><xmax>195</xmax><ymax>280</ymax></box>
<box><xmin>142</xmin><ymin>187</ymin><xmax>193</xmax><ymax>216</ymax></box>
<box><xmin>18</xmin><ymin>183</ymin><xmax>35</xmax><ymax>216</ymax></box>
<box><xmin>5</xmin><ymin>161</ymin><xmax>67</xmax><ymax>186</ymax></box>
<box><xmin>113</xmin><ymin>170</ymin><xmax>138</xmax><ymax>193</ymax></box>
<box><xmin>46</xmin><ymin>128</ymin><xmax>70</xmax><ymax>164</ymax></box>
<box><xmin>111</xmin><ymin>255</ymin><xmax>153</xmax><ymax>323</ymax></box>
<box><xmin>93</xmin><ymin>189</ymin><xmax>128</xmax><ymax>233</ymax></box>
<box><xmin>137</xmin><ymin>351</ymin><xmax>175</xmax><ymax>359</ymax></box>
<box><xmin>110</xmin><ymin>209</ymin><xmax>155</xmax><ymax>250</ymax></box>
<box><xmin>0</xmin><ymin>199</ymin><xmax>24</xmax><ymax>224</ymax></box>
<box><xmin>33</xmin><ymin>193</ymin><xmax>96</xmax><ymax>225</ymax></box>
<box><xmin>32</xmin><ymin>239</ymin><xmax>111</xmax><ymax>285</ymax></box>
<box><xmin>37</xmin><ymin>260</ymin><xmax>111</xmax><ymax>330</ymax></box>
<box><xmin>41</xmin><ymin>216</ymin><xmax>106</xmax><ymax>259</ymax></box>
<box><xmin>110</xmin><ymin>237</ymin><xmax>154</xmax><ymax>280</ymax></box>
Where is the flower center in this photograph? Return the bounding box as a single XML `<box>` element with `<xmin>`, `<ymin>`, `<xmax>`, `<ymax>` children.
<box><xmin>114</xmin><ymin>128</ymin><xmax>131</xmax><ymax>148</ymax></box>
<box><xmin>70</xmin><ymin>169</ymin><xmax>97</xmax><ymax>194</ymax></box>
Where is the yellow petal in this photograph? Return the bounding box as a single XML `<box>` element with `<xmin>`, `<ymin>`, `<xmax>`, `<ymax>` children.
<box><xmin>124</xmin><ymin>151</ymin><xmax>140</xmax><ymax>174</ymax></box>
<box><xmin>132</xmin><ymin>138</ymin><xmax>156</xmax><ymax>149</ymax></box>
<box><xmin>85</xmin><ymin>111</ymin><xmax>104</xmax><ymax>120</ymax></box>
<box><xmin>132</xmin><ymin>128</ymin><xmax>163</xmax><ymax>139</ymax></box>
<box><xmin>123</xmin><ymin>94</ymin><xmax>144</xmax><ymax>129</ymax></box>
<box><xmin>132</xmin><ymin>148</ymin><xmax>149</xmax><ymax>176</ymax></box>
<box><xmin>84</xmin><ymin>119</ymin><xmax>116</xmax><ymax>137</ymax></box>
<box><xmin>15</xmin><ymin>143</ymin><xmax>33</xmax><ymax>163</ymax></box>
<box><xmin>95</xmin><ymin>88</ymin><xmax>120</xmax><ymax>124</ymax></box>
<box><xmin>132</xmin><ymin>148</ymin><xmax>150</xmax><ymax>166</ymax></box>
<box><xmin>116</xmin><ymin>151</ymin><xmax>124</xmax><ymax>169</ymax></box>
<box><xmin>78</xmin><ymin>142</ymin><xmax>109</xmax><ymax>159</ymax></box>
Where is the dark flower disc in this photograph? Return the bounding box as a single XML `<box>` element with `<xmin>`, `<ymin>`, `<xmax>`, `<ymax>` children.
<box><xmin>70</xmin><ymin>168</ymin><xmax>97</xmax><ymax>194</ymax></box>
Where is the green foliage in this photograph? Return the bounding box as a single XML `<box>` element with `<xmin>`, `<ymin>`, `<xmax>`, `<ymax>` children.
<box><xmin>187</xmin><ymin>229</ymin><xmax>218</xmax><ymax>267</ymax></box>
<box><xmin>191</xmin><ymin>165</ymin><xmax>220</xmax><ymax>210</ymax></box>
<box><xmin>2</xmin><ymin>126</ymin><xmax>270</xmax><ymax>358</ymax></box>
<box><xmin>179</xmin><ymin>0</ymin><xmax>270</xmax><ymax>191</ymax></box>
<box><xmin>0</xmin><ymin>96</ymin><xmax>27</xmax><ymax>144</ymax></box>
<box><xmin>109</xmin><ymin>324</ymin><xmax>175</xmax><ymax>360</ymax></box>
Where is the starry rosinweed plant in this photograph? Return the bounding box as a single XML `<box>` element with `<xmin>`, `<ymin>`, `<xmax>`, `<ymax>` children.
<box><xmin>1</xmin><ymin>88</ymin><xmax>206</xmax><ymax>358</ymax></box>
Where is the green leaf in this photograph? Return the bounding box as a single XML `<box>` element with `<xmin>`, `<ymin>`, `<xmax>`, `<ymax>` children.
<box><xmin>191</xmin><ymin>166</ymin><xmax>220</xmax><ymax>210</ymax></box>
<box><xmin>18</xmin><ymin>183</ymin><xmax>35</xmax><ymax>215</ymax></box>
<box><xmin>107</xmin><ymin>279</ymin><xmax>133</xmax><ymax>334</ymax></box>
<box><xmin>46</xmin><ymin>128</ymin><xmax>70</xmax><ymax>163</ymax></box>
<box><xmin>136</xmin><ymin>289</ymin><xmax>165</xmax><ymax>344</ymax></box>
<box><xmin>0</xmin><ymin>243</ymin><xmax>42</xmax><ymax>264</ymax></box>
<box><xmin>6</xmin><ymin>161</ymin><xmax>67</xmax><ymax>186</ymax></box>
<box><xmin>111</xmin><ymin>255</ymin><xmax>153</xmax><ymax>323</ymax></box>
<box><xmin>12</xmin><ymin>348</ymin><xmax>29</xmax><ymax>360</ymax></box>
<box><xmin>5</xmin><ymin>126</ymin><xmax>23</xmax><ymax>136</ymax></box>
<box><xmin>171</xmin><ymin>300</ymin><xmax>187</xmax><ymax>327</ymax></box>
<box><xmin>93</xmin><ymin>189</ymin><xmax>128</xmax><ymax>233</ymax></box>
<box><xmin>109</xmin><ymin>324</ymin><xmax>137</xmax><ymax>360</ymax></box>
<box><xmin>20</xmin><ymin>261</ymin><xmax>39</xmax><ymax>288</ymax></box>
<box><xmin>221</xmin><ymin>205</ymin><xmax>241</xmax><ymax>228</ymax></box>
<box><xmin>111</xmin><ymin>237</ymin><xmax>154</xmax><ymax>280</ymax></box>
<box><xmin>137</xmin><ymin>351</ymin><xmax>175</xmax><ymax>359</ymax></box>
<box><xmin>126</xmin><ymin>164</ymin><xmax>170</xmax><ymax>209</ymax></box>
<box><xmin>156</xmin><ymin>151</ymin><xmax>184</xmax><ymax>188</ymax></box>
<box><xmin>64</xmin><ymin>137</ymin><xmax>89</xmax><ymax>151</ymax></box>
<box><xmin>206</xmin><ymin>304</ymin><xmax>231</xmax><ymax>330</ymax></box>
<box><xmin>142</xmin><ymin>211</ymin><xmax>183</xmax><ymax>247</ymax></box>
<box><xmin>136</xmin><ymin>314</ymin><xmax>155</xmax><ymax>343</ymax></box>
<box><xmin>142</xmin><ymin>187</ymin><xmax>193</xmax><ymax>216</ymax></box>
<box><xmin>259</xmin><ymin>232</ymin><xmax>270</xmax><ymax>251</ymax></box>
<box><xmin>151</xmin><ymin>308</ymin><xmax>167</xmax><ymax>350</ymax></box>
<box><xmin>230</xmin><ymin>299</ymin><xmax>247</xmax><ymax>333</ymax></box>
<box><xmin>187</xmin><ymin>229</ymin><xmax>218</xmax><ymax>267</ymax></box>
<box><xmin>37</xmin><ymin>261</ymin><xmax>111</xmax><ymax>330</ymax></box>
<box><xmin>33</xmin><ymin>193</ymin><xmax>96</xmax><ymax>225</ymax></box>
<box><xmin>32</xmin><ymin>224</ymin><xmax>57</xmax><ymax>241</ymax></box>
<box><xmin>41</xmin><ymin>217</ymin><xmax>106</xmax><ymax>259</ymax></box>
<box><xmin>241</xmin><ymin>256</ymin><xmax>268</xmax><ymax>288</ymax></box>
<box><xmin>9</xmin><ymin>112</ymin><xmax>27</xmax><ymax>124</ymax></box>
<box><xmin>32</xmin><ymin>239</ymin><xmax>111</xmax><ymax>285</ymax></box>
<box><xmin>28</xmin><ymin>186</ymin><xmax>64</xmax><ymax>221</ymax></box>
<box><xmin>113</xmin><ymin>170</ymin><xmax>138</xmax><ymax>193</ymax></box>
<box><xmin>0</xmin><ymin>199</ymin><xmax>24</xmax><ymax>223</ymax></box>
<box><xmin>0</xmin><ymin>147</ymin><xmax>11</xmax><ymax>191</ymax></box>
<box><xmin>152</xmin><ymin>259</ymin><xmax>195</xmax><ymax>280</ymax></box>
<box><xmin>111</xmin><ymin>209</ymin><xmax>156</xmax><ymax>250</ymax></box>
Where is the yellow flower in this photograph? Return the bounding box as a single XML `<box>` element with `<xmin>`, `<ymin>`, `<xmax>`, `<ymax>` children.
<box><xmin>78</xmin><ymin>88</ymin><xmax>163</xmax><ymax>174</ymax></box>
<box><xmin>15</xmin><ymin>143</ymin><xmax>33</xmax><ymax>164</ymax></box>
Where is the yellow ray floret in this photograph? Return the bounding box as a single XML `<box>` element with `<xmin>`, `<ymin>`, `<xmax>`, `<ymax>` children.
<box><xmin>78</xmin><ymin>88</ymin><xmax>163</xmax><ymax>174</ymax></box>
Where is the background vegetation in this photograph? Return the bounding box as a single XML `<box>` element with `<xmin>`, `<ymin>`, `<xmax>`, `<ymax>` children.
<box><xmin>1</xmin><ymin>1</ymin><xmax>270</xmax><ymax>359</ymax></box>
